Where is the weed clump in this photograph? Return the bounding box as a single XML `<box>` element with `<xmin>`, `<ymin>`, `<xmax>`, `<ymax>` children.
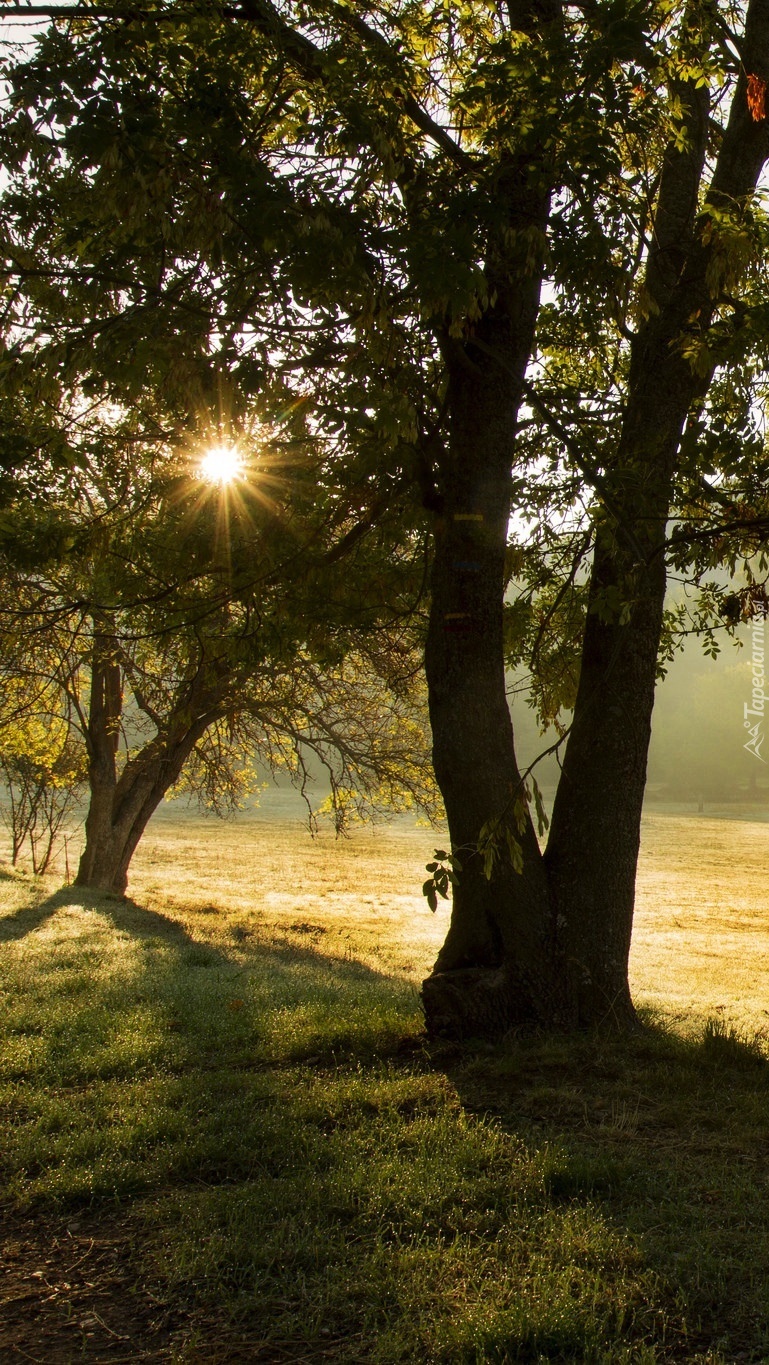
<box><xmin>701</xmin><ymin>1017</ymin><xmax>768</xmax><ymax>1071</ymax></box>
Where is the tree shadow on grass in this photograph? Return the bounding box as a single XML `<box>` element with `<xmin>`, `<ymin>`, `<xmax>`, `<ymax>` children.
<box><xmin>0</xmin><ymin>884</ymin><xmax>219</xmax><ymax>953</ymax></box>
<box><xmin>9</xmin><ymin>880</ymin><xmax>769</xmax><ymax>1359</ymax></box>
<box><xmin>2</xmin><ymin>881</ymin><xmax>409</xmax><ymax>970</ymax></box>
<box><xmin>101</xmin><ymin>892</ymin><xmax>217</xmax><ymax>952</ymax></box>
<box><xmin>0</xmin><ymin>884</ymin><xmax>433</xmax><ymax>1359</ymax></box>
<box><xmin>1</xmin><ymin>881</ymin><xmax>421</xmax><ymax>1068</ymax></box>
<box><xmin>0</xmin><ymin>885</ymin><xmax>77</xmax><ymax>943</ymax></box>
<box><xmin>18</xmin><ymin>890</ymin><xmax>760</xmax><ymax>1360</ymax></box>
<box><xmin>437</xmin><ymin>1018</ymin><xmax>769</xmax><ymax>1361</ymax></box>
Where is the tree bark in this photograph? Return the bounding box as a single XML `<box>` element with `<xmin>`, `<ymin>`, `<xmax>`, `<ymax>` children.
<box><xmin>422</xmin><ymin>319</ymin><xmax>555</xmax><ymax>1037</ymax></box>
<box><xmin>74</xmin><ymin>725</ymin><xmax>212</xmax><ymax>894</ymax></box>
<box><xmin>541</xmin><ymin>15</ymin><xmax>769</xmax><ymax>1028</ymax></box>
<box><xmin>422</xmin><ymin>140</ymin><xmax>559</xmax><ymax>1035</ymax></box>
<box><xmin>423</xmin><ymin>0</ymin><xmax>769</xmax><ymax>1039</ymax></box>
<box><xmin>75</xmin><ymin>626</ymin><xmax>223</xmax><ymax>894</ymax></box>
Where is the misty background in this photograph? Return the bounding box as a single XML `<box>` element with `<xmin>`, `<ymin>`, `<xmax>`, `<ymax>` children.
<box><xmin>235</xmin><ymin>619</ymin><xmax>768</xmax><ymax>824</ymax></box>
<box><xmin>511</xmin><ymin>620</ymin><xmax>767</xmax><ymax>811</ymax></box>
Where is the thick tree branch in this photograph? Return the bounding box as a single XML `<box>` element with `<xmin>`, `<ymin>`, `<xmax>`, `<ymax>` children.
<box><xmin>710</xmin><ymin>0</ymin><xmax>769</xmax><ymax>201</ymax></box>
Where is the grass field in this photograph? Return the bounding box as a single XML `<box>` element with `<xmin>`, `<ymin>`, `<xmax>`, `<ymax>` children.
<box><xmin>2</xmin><ymin>810</ymin><xmax>769</xmax><ymax>1362</ymax></box>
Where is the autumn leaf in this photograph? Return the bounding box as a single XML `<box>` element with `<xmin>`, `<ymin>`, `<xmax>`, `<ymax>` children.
<box><xmin>747</xmin><ymin>73</ymin><xmax>766</xmax><ymax>122</ymax></box>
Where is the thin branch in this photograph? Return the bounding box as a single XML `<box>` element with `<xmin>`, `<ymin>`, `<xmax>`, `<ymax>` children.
<box><xmin>0</xmin><ymin>0</ymin><xmax>474</xmax><ymax>170</ymax></box>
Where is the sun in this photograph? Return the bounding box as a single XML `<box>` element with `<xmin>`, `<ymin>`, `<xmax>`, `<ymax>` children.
<box><xmin>199</xmin><ymin>444</ymin><xmax>244</xmax><ymax>485</ymax></box>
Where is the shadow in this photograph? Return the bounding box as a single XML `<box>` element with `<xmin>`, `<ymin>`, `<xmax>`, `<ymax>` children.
<box><xmin>22</xmin><ymin>888</ymin><xmax>769</xmax><ymax>1357</ymax></box>
<box><xmin>0</xmin><ymin>882</ymin><xmax>438</xmax><ymax>1358</ymax></box>
<box><xmin>1</xmin><ymin>880</ymin><xmax>421</xmax><ymax>1068</ymax></box>
<box><xmin>0</xmin><ymin>886</ymin><xmax>80</xmax><ymax>943</ymax></box>
<box><xmin>435</xmin><ymin>1018</ymin><xmax>769</xmax><ymax>1360</ymax></box>
<box><xmin>101</xmin><ymin>895</ymin><xmax>214</xmax><ymax>952</ymax></box>
<box><xmin>2</xmin><ymin>882</ymin><xmax>410</xmax><ymax>979</ymax></box>
<box><xmin>103</xmin><ymin>898</ymin><xmax>420</xmax><ymax>1066</ymax></box>
<box><xmin>0</xmin><ymin>884</ymin><xmax>227</xmax><ymax>957</ymax></box>
<box><xmin>105</xmin><ymin>895</ymin><xmax>415</xmax><ymax>1006</ymax></box>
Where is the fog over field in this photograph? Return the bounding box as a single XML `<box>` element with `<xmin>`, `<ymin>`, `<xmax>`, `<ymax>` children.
<box><xmin>139</xmin><ymin>618</ymin><xmax>768</xmax><ymax>832</ymax></box>
<box><xmin>509</xmin><ymin>620</ymin><xmax>769</xmax><ymax>812</ymax></box>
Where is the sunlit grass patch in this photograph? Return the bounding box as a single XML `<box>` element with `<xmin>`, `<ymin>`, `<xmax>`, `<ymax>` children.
<box><xmin>0</xmin><ymin>861</ymin><xmax>429</xmax><ymax>1216</ymax></box>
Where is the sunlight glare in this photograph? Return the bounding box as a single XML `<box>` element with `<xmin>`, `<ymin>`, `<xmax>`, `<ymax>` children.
<box><xmin>199</xmin><ymin>444</ymin><xmax>244</xmax><ymax>485</ymax></box>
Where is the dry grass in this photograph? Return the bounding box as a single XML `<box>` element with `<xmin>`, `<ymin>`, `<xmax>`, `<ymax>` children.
<box><xmin>130</xmin><ymin>812</ymin><xmax>453</xmax><ymax>982</ymax></box>
<box><xmin>16</xmin><ymin>804</ymin><xmax>769</xmax><ymax>1021</ymax></box>
<box><xmin>632</xmin><ymin>813</ymin><xmax>769</xmax><ymax>1032</ymax></box>
<box><xmin>135</xmin><ymin>808</ymin><xmax>769</xmax><ymax>1036</ymax></box>
<box><xmin>21</xmin><ymin>803</ymin><xmax>769</xmax><ymax>1030</ymax></box>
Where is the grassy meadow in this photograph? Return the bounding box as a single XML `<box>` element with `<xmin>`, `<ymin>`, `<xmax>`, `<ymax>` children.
<box><xmin>2</xmin><ymin>808</ymin><xmax>769</xmax><ymax>1361</ymax></box>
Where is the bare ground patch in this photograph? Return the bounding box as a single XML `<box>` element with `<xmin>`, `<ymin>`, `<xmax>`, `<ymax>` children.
<box><xmin>0</xmin><ymin>1205</ymin><xmax>184</xmax><ymax>1362</ymax></box>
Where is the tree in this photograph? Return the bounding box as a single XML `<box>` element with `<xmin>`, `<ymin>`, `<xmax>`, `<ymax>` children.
<box><xmin>0</xmin><ymin>398</ymin><xmax>437</xmax><ymax>894</ymax></box>
<box><xmin>0</xmin><ymin>671</ymin><xmax>86</xmax><ymax>874</ymax></box>
<box><xmin>2</xmin><ymin>0</ymin><xmax>769</xmax><ymax>1028</ymax></box>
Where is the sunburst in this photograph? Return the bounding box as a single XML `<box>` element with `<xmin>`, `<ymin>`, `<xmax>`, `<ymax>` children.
<box><xmin>199</xmin><ymin>444</ymin><xmax>244</xmax><ymax>485</ymax></box>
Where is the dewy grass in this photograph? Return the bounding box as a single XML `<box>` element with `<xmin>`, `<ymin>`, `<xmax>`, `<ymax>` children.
<box><xmin>3</xmin><ymin>814</ymin><xmax>769</xmax><ymax>1359</ymax></box>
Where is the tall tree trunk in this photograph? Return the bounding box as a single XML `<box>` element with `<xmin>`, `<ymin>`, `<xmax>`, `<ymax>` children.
<box><xmin>542</xmin><ymin>12</ymin><xmax>769</xmax><ymax>1028</ymax></box>
<box><xmin>420</xmin><ymin>128</ymin><xmax>561</xmax><ymax>1035</ymax></box>
<box><xmin>419</xmin><ymin>0</ymin><xmax>563</xmax><ymax>1038</ymax></box>
<box><xmin>543</xmin><ymin>385</ymin><xmax>687</xmax><ymax>1028</ymax></box>
<box><xmin>423</xmin><ymin>0</ymin><xmax>769</xmax><ymax>1039</ymax></box>
<box><xmin>76</xmin><ymin>622</ymin><xmax>122</xmax><ymax>888</ymax></box>
<box><xmin>422</xmin><ymin>318</ymin><xmax>554</xmax><ymax>1037</ymax></box>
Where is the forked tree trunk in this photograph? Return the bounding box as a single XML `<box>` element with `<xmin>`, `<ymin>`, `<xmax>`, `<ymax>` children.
<box><xmin>422</xmin><ymin>8</ymin><xmax>769</xmax><ymax>1039</ymax></box>
<box><xmin>74</xmin><ymin>625</ymin><xmax>223</xmax><ymax>895</ymax></box>
<box><xmin>75</xmin><ymin>734</ymin><xmax>208</xmax><ymax>894</ymax></box>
